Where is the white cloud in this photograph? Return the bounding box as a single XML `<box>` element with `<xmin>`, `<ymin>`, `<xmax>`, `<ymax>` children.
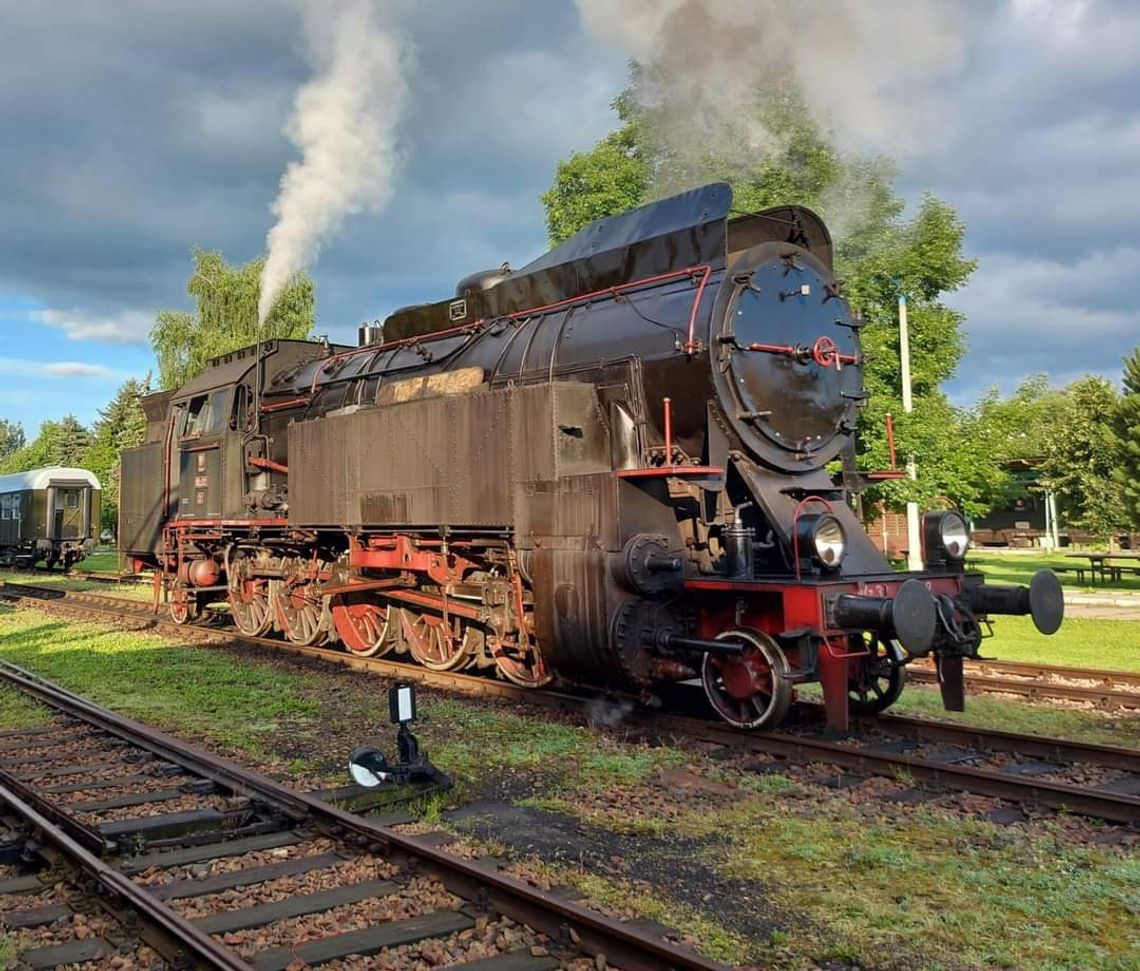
<box><xmin>32</xmin><ymin>308</ymin><xmax>152</xmax><ymax>344</ymax></box>
<box><xmin>0</xmin><ymin>357</ymin><xmax>124</xmax><ymax>379</ymax></box>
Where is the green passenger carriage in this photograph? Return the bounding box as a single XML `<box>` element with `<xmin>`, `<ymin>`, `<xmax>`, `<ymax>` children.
<box><xmin>0</xmin><ymin>466</ymin><xmax>101</xmax><ymax>569</ymax></box>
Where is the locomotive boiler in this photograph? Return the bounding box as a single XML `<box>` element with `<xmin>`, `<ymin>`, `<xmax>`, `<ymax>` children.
<box><xmin>119</xmin><ymin>182</ymin><xmax>1064</xmax><ymax>730</ymax></box>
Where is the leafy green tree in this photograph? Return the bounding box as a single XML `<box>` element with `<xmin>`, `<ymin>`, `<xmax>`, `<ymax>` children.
<box><xmin>1040</xmin><ymin>376</ymin><xmax>1128</xmax><ymax>543</ymax></box>
<box><xmin>0</xmin><ymin>419</ymin><xmax>24</xmax><ymax>464</ymax></box>
<box><xmin>0</xmin><ymin>416</ymin><xmax>91</xmax><ymax>473</ymax></box>
<box><xmin>82</xmin><ymin>377</ymin><xmax>150</xmax><ymax>532</ymax></box>
<box><xmin>1116</xmin><ymin>348</ymin><xmax>1140</xmax><ymax>525</ymax></box>
<box><xmin>542</xmin><ymin>92</ymin><xmax>649</xmax><ymax>246</ymax></box>
<box><xmin>541</xmin><ymin>77</ymin><xmax>985</xmax><ymax>513</ymax></box>
<box><xmin>152</xmin><ymin>249</ymin><xmax>315</xmax><ymax>390</ymax></box>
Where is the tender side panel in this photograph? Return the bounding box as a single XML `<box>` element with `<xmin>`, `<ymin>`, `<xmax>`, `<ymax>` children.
<box><xmin>119</xmin><ymin>443</ymin><xmax>166</xmax><ymax>555</ymax></box>
<box><xmin>288</xmin><ymin>382</ymin><xmax>612</xmax><ymax>530</ymax></box>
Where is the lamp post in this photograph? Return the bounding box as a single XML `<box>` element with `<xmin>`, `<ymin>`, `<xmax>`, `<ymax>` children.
<box><xmin>898</xmin><ymin>292</ymin><xmax>922</xmax><ymax>572</ymax></box>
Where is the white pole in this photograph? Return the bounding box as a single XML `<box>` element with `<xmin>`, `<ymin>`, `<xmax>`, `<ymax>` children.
<box><xmin>899</xmin><ymin>293</ymin><xmax>922</xmax><ymax>571</ymax></box>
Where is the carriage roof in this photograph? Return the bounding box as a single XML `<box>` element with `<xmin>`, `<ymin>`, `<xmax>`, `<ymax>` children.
<box><xmin>0</xmin><ymin>467</ymin><xmax>100</xmax><ymax>493</ymax></box>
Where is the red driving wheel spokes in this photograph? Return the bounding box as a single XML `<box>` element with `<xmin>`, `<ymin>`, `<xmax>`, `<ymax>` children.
<box><xmin>401</xmin><ymin>610</ymin><xmax>473</xmax><ymax>672</ymax></box>
<box><xmin>227</xmin><ymin>557</ymin><xmax>272</xmax><ymax>637</ymax></box>
<box><xmin>331</xmin><ymin>597</ymin><xmax>394</xmax><ymax>657</ymax></box>
<box><xmin>701</xmin><ymin>628</ymin><xmax>793</xmax><ymax>729</ymax></box>
<box><xmin>273</xmin><ymin>581</ymin><xmax>328</xmax><ymax>647</ymax></box>
<box><xmin>275</xmin><ymin>582</ymin><xmax>326</xmax><ymax>646</ymax></box>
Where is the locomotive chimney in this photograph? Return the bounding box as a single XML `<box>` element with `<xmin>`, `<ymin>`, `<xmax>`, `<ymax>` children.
<box><xmin>358</xmin><ymin>320</ymin><xmax>384</xmax><ymax>346</ymax></box>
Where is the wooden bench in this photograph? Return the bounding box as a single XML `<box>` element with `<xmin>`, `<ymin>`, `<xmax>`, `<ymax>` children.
<box><xmin>1052</xmin><ymin>565</ymin><xmax>1087</xmax><ymax>584</ymax></box>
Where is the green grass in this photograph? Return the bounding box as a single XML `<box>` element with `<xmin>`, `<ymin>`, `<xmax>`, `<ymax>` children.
<box><xmin>969</xmin><ymin>550</ymin><xmax>1140</xmax><ymax>594</ymax></box>
<box><xmin>421</xmin><ymin>697</ymin><xmax>687</xmax><ymax>795</ymax></box>
<box><xmin>888</xmin><ymin>683</ymin><xmax>1140</xmax><ymax>748</ymax></box>
<box><xmin>0</xmin><ymin>569</ymin><xmax>154</xmax><ymax>600</ymax></box>
<box><xmin>511</xmin><ymin>772</ymin><xmax>1140</xmax><ymax>969</ymax></box>
<box><xmin>984</xmin><ymin>614</ymin><xmax>1140</xmax><ymax>672</ymax></box>
<box><xmin>82</xmin><ymin>547</ymin><xmax>129</xmax><ymax>572</ymax></box>
<box><xmin>713</xmin><ymin>797</ymin><xmax>1140</xmax><ymax>970</ymax></box>
<box><xmin>0</xmin><ymin>606</ymin><xmax>318</xmax><ymax>755</ymax></box>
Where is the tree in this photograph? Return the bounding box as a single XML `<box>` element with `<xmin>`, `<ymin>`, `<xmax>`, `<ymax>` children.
<box><xmin>82</xmin><ymin>377</ymin><xmax>150</xmax><ymax>532</ymax></box>
<box><xmin>152</xmin><ymin>249</ymin><xmax>315</xmax><ymax>390</ymax></box>
<box><xmin>1116</xmin><ymin>347</ymin><xmax>1140</xmax><ymax>525</ymax></box>
<box><xmin>1039</xmin><ymin>376</ymin><xmax>1128</xmax><ymax>544</ymax></box>
<box><xmin>0</xmin><ymin>419</ymin><xmax>24</xmax><ymax>464</ymax></box>
<box><xmin>542</xmin><ymin>92</ymin><xmax>649</xmax><ymax>246</ymax></box>
<box><xmin>0</xmin><ymin>416</ymin><xmax>91</xmax><ymax>473</ymax></box>
<box><xmin>541</xmin><ymin>76</ymin><xmax>985</xmax><ymax>513</ymax></box>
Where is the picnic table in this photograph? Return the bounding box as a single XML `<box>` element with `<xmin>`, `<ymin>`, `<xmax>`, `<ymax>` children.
<box><xmin>1063</xmin><ymin>550</ymin><xmax>1140</xmax><ymax>584</ymax></box>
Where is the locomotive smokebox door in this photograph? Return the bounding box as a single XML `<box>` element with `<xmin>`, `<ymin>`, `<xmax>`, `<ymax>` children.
<box><xmin>711</xmin><ymin>241</ymin><xmax>863</xmax><ymax>473</ymax></box>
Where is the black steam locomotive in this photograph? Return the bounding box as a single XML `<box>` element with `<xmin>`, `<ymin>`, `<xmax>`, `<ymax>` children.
<box><xmin>120</xmin><ymin>183</ymin><xmax>1063</xmax><ymax>730</ymax></box>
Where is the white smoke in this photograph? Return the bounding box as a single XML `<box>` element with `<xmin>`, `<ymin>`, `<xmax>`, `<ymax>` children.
<box><xmin>575</xmin><ymin>0</ymin><xmax>979</xmax><ymax>171</ymax></box>
<box><xmin>258</xmin><ymin>0</ymin><xmax>411</xmax><ymax>325</ymax></box>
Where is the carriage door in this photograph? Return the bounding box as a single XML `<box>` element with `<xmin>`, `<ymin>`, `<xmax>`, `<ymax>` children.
<box><xmin>50</xmin><ymin>487</ymin><xmax>84</xmax><ymax>539</ymax></box>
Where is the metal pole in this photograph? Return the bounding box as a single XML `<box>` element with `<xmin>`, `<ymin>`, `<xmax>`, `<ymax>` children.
<box><xmin>899</xmin><ymin>293</ymin><xmax>922</xmax><ymax>571</ymax></box>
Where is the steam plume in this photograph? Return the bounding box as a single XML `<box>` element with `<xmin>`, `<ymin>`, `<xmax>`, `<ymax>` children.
<box><xmin>258</xmin><ymin>0</ymin><xmax>410</xmax><ymax>325</ymax></box>
<box><xmin>575</xmin><ymin>0</ymin><xmax>977</xmax><ymax>174</ymax></box>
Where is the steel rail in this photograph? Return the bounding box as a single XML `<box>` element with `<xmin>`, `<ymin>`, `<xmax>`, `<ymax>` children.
<box><xmin>4</xmin><ymin>581</ymin><xmax>1140</xmax><ymax>825</ymax></box>
<box><xmin>0</xmin><ymin>660</ymin><xmax>731</xmax><ymax>971</ymax></box>
<box><xmin>0</xmin><ymin>774</ymin><xmax>255</xmax><ymax>970</ymax></box>
<box><xmin>907</xmin><ymin>666</ymin><xmax>1140</xmax><ymax>709</ymax></box>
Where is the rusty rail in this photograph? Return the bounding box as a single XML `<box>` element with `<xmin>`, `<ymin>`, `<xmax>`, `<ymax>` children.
<box><xmin>0</xmin><ymin>657</ymin><xmax>731</xmax><ymax>971</ymax></box>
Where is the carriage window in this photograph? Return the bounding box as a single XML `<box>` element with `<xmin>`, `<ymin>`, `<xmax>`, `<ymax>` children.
<box><xmin>67</xmin><ymin>491</ymin><xmax>79</xmax><ymax>508</ymax></box>
<box><xmin>183</xmin><ymin>389</ymin><xmax>229</xmax><ymax>437</ymax></box>
<box><xmin>0</xmin><ymin>495</ymin><xmax>9</xmax><ymax>520</ymax></box>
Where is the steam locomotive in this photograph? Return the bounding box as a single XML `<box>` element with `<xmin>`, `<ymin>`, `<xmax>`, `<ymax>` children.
<box><xmin>119</xmin><ymin>183</ymin><xmax>1063</xmax><ymax>730</ymax></box>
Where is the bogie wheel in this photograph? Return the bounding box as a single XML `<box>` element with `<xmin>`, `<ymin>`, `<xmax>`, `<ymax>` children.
<box><xmin>701</xmin><ymin>628</ymin><xmax>793</xmax><ymax>729</ymax></box>
<box><xmin>848</xmin><ymin>637</ymin><xmax>906</xmax><ymax>715</ymax></box>
<box><xmin>402</xmin><ymin>610</ymin><xmax>474</xmax><ymax>671</ymax></box>
<box><xmin>227</xmin><ymin>557</ymin><xmax>272</xmax><ymax>637</ymax></box>
<box><xmin>331</xmin><ymin>597</ymin><xmax>395</xmax><ymax>657</ymax></box>
<box><xmin>169</xmin><ymin>585</ymin><xmax>202</xmax><ymax>626</ymax></box>
<box><xmin>493</xmin><ymin>639</ymin><xmax>553</xmax><ymax>688</ymax></box>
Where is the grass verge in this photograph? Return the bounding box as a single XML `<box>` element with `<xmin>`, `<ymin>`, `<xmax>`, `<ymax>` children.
<box><xmin>0</xmin><ymin>606</ymin><xmax>317</xmax><ymax>755</ymax></box>
<box><xmin>983</xmin><ymin>614</ymin><xmax>1140</xmax><ymax>672</ymax></box>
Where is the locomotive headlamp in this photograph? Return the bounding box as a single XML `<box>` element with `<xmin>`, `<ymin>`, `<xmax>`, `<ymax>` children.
<box><xmin>796</xmin><ymin>513</ymin><xmax>847</xmax><ymax>569</ymax></box>
<box><xmin>923</xmin><ymin>511</ymin><xmax>970</xmax><ymax>567</ymax></box>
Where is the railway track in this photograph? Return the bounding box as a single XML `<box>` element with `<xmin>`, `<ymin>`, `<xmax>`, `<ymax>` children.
<box><xmin>3</xmin><ymin>580</ymin><xmax>1140</xmax><ymax>826</ymax></box>
<box><xmin>909</xmin><ymin>657</ymin><xmax>1140</xmax><ymax>709</ymax></box>
<box><xmin>0</xmin><ymin>659</ymin><xmax>727</xmax><ymax>970</ymax></box>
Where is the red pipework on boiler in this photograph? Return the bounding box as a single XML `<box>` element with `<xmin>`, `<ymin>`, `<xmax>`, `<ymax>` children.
<box><xmin>663</xmin><ymin>397</ymin><xmax>673</xmax><ymax>468</ymax></box>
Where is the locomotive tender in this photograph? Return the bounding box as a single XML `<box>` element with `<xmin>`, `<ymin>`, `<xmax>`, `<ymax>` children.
<box><xmin>0</xmin><ymin>466</ymin><xmax>100</xmax><ymax>569</ymax></box>
<box><xmin>120</xmin><ymin>183</ymin><xmax>1063</xmax><ymax>730</ymax></box>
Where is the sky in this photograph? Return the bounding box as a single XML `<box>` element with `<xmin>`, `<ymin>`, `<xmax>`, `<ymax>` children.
<box><xmin>0</xmin><ymin>0</ymin><xmax>1137</xmax><ymax>434</ymax></box>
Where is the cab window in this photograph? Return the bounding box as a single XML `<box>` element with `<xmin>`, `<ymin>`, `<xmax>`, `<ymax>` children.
<box><xmin>182</xmin><ymin>389</ymin><xmax>229</xmax><ymax>437</ymax></box>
